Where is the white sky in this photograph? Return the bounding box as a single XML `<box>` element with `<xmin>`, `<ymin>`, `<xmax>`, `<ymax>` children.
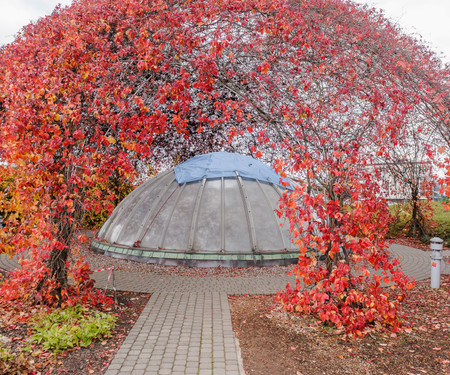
<box><xmin>0</xmin><ymin>0</ymin><xmax>449</xmax><ymax>63</ymax></box>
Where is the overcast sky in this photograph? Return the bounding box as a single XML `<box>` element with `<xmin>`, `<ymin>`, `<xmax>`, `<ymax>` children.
<box><xmin>0</xmin><ymin>0</ymin><xmax>449</xmax><ymax>63</ymax></box>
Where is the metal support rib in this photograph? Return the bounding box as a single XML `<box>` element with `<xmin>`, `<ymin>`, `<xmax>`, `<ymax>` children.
<box><xmin>235</xmin><ymin>172</ymin><xmax>257</xmax><ymax>252</ymax></box>
<box><xmin>272</xmin><ymin>182</ymin><xmax>284</xmax><ymax>199</ymax></box>
<box><xmin>106</xmin><ymin>170</ymin><xmax>174</xmax><ymax>243</ymax></box>
<box><xmin>270</xmin><ymin>182</ymin><xmax>300</xmax><ymax>248</ymax></box>
<box><xmin>99</xmin><ymin>171</ymin><xmax>162</xmax><ymax>238</ymax></box>
<box><xmin>135</xmin><ymin>172</ymin><xmax>178</xmax><ymax>243</ymax></box>
<box><xmin>257</xmin><ymin>180</ymin><xmax>288</xmax><ymax>250</ymax></box>
<box><xmin>160</xmin><ymin>183</ymin><xmax>186</xmax><ymax>249</ymax></box>
<box><xmin>188</xmin><ymin>177</ymin><xmax>207</xmax><ymax>251</ymax></box>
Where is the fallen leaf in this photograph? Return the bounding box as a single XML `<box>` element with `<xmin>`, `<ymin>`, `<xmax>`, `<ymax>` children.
<box><xmin>32</xmin><ymin>349</ymin><xmax>43</xmax><ymax>357</ymax></box>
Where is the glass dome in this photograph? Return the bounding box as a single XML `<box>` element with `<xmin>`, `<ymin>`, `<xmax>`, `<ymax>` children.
<box><xmin>92</xmin><ymin>152</ymin><xmax>298</xmax><ymax>267</ymax></box>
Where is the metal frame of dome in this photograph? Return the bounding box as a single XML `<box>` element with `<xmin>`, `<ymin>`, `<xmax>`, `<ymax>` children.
<box><xmin>92</xmin><ymin>152</ymin><xmax>299</xmax><ymax>267</ymax></box>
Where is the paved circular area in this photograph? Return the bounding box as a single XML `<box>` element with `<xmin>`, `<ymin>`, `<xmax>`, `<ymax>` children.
<box><xmin>1</xmin><ymin>244</ymin><xmax>448</xmax><ymax>292</ymax></box>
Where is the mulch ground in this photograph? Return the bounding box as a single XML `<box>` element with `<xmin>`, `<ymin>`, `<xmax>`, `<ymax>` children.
<box><xmin>229</xmin><ymin>275</ymin><xmax>450</xmax><ymax>375</ymax></box>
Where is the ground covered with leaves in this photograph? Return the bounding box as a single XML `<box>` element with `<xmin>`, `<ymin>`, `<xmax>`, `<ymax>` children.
<box><xmin>229</xmin><ymin>276</ymin><xmax>449</xmax><ymax>375</ymax></box>
<box><xmin>0</xmin><ymin>273</ymin><xmax>149</xmax><ymax>375</ymax></box>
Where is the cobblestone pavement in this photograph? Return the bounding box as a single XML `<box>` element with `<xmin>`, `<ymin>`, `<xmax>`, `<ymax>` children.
<box><xmin>2</xmin><ymin>245</ymin><xmax>448</xmax><ymax>292</ymax></box>
<box><xmin>1</xmin><ymin>244</ymin><xmax>449</xmax><ymax>374</ymax></box>
<box><xmin>106</xmin><ymin>293</ymin><xmax>241</xmax><ymax>375</ymax></box>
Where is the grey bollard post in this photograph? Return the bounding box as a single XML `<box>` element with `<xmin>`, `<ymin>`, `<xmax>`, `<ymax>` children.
<box><xmin>430</xmin><ymin>237</ymin><xmax>443</xmax><ymax>289</ymax></box>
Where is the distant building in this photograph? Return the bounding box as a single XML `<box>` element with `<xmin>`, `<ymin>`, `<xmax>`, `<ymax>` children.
<box><xmin>433</xmin><ymin>183</ymin><xmax>448</xmax><ymax>201</ymax></box>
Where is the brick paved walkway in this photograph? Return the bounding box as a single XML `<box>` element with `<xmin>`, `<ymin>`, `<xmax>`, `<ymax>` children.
<box><xmin>106</xmin><ymin>293</ymin><xmax>241</xmax><ymax>375</ymax></box>
<box><xmin>1</xmin><ymin>244</ymin><xmax>449</xmax><ymax>374</ymax></box>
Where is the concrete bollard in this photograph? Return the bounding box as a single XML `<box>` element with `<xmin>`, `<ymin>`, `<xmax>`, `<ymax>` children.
<box><xmin>430</xmin><ymin>237</ymin><xmax>443</xmax><ymax>289</ymax></box>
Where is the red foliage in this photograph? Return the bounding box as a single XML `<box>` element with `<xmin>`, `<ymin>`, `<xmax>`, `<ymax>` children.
<box><xmin>0</xmin><ymin>243</ymin><xmax>113</xmax><ymax>308</ymax></box>
<box><xmin>276</xmin><ymin>161</ymin><xmax>416</xmax><ymax>335</ymax></box>
<box><xmin>0</xmin><ymin>0</ymin><xmax>447</xmax><ymax>330</ymax></box>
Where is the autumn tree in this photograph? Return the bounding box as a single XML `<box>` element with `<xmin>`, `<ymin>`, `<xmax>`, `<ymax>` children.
<box><xmin>0</xmin><ymin>0</ymin><xmax>448</xmax><ymax>329</ymax></box>
<box><xmin>378</xmin><ymin>132</ymin><xmax>436</xmax><ymax>239</ymax></box>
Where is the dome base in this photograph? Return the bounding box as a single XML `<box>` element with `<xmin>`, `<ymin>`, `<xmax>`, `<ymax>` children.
<box><xmin>92</xmin><ymin>239</ymin><xmax>299</xmax><ymax>268</ymax></box>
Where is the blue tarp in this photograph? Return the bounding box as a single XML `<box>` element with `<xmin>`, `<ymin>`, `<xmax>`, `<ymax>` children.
<box><xmin>174</xmin><ymin>152</ymin><xmax>293</xmax><ymax>190</ymax></box>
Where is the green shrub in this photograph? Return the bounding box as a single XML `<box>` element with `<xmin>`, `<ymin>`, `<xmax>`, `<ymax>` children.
<box><xmin>388</xmin><ymin>203</ymin><xmax>410</xmax><ymax>238</ymax></box>
<box><xmin>31</xmin><ymin>305</ymin><xmax>116</xmax><ymax>352</ymax></box>
<box><xmin>389</xmin><ymin>201</ymin><xmax>450</xmax><ymax>245</ymax></box>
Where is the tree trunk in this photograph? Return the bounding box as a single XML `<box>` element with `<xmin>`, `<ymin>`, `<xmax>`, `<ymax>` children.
<box><xmin>48</xmin><ymin>247</ymin><xmax>69</xmax><ymax>286</ymax></box>
<box><xmin>411</xmin><ymin>186</ymin><xmax>419</xmax><ymax>238</ymax></box>
<box><xmin>49</xmin><ymin>220</ymin><xmax>75</xmax><ymax>288</ymax></box>
<box><xmin>37</xmin><ymin>161</ymin><xmax>82</xmax><ymax>304</ymax></box>
<box><xmin>36</xmin><ymin>219</ymin><xmax>75</xmax><ymax>304</ymax></box>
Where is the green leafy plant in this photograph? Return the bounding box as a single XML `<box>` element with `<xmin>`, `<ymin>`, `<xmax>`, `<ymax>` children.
<box><xmin>389</xmin><ymin>201</ymin><xmax>450</xmax><ymax>245</ymax></box>
<box><xmin>31</xmin><ymin>305</ymin><xmax>116</xmax><ymax>352</ymax></box>
<box><xmin>388</xmin><ymin>203</ymin><xmax>413</xmax><ymax>238</ymax></box>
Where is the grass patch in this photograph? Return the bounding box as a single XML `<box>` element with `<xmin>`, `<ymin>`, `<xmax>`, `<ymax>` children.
<box><xmin>430</xmin><ymin>200</ymin><xmax>450</xmax><ymax>244</ymax></box>
<box><xmin>389</xmin><ymin>201</ymin><xmax>450</xmax><ymax>245</ymax></box>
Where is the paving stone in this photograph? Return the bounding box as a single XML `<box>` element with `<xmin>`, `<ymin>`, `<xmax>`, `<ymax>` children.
<box><xmin>119</xmin><ymin>365</ymin><xmax>134</xmax><ymax>373</ymax></box>
<box><xmin>106</xmin><ymin>364</ymin><xmax>121</xmax><ymax>370</ymax></box>
<box><xmin>144</xmin><ymin>365</ymin><xmax>161</xmax><ymax>372</ymax></box>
